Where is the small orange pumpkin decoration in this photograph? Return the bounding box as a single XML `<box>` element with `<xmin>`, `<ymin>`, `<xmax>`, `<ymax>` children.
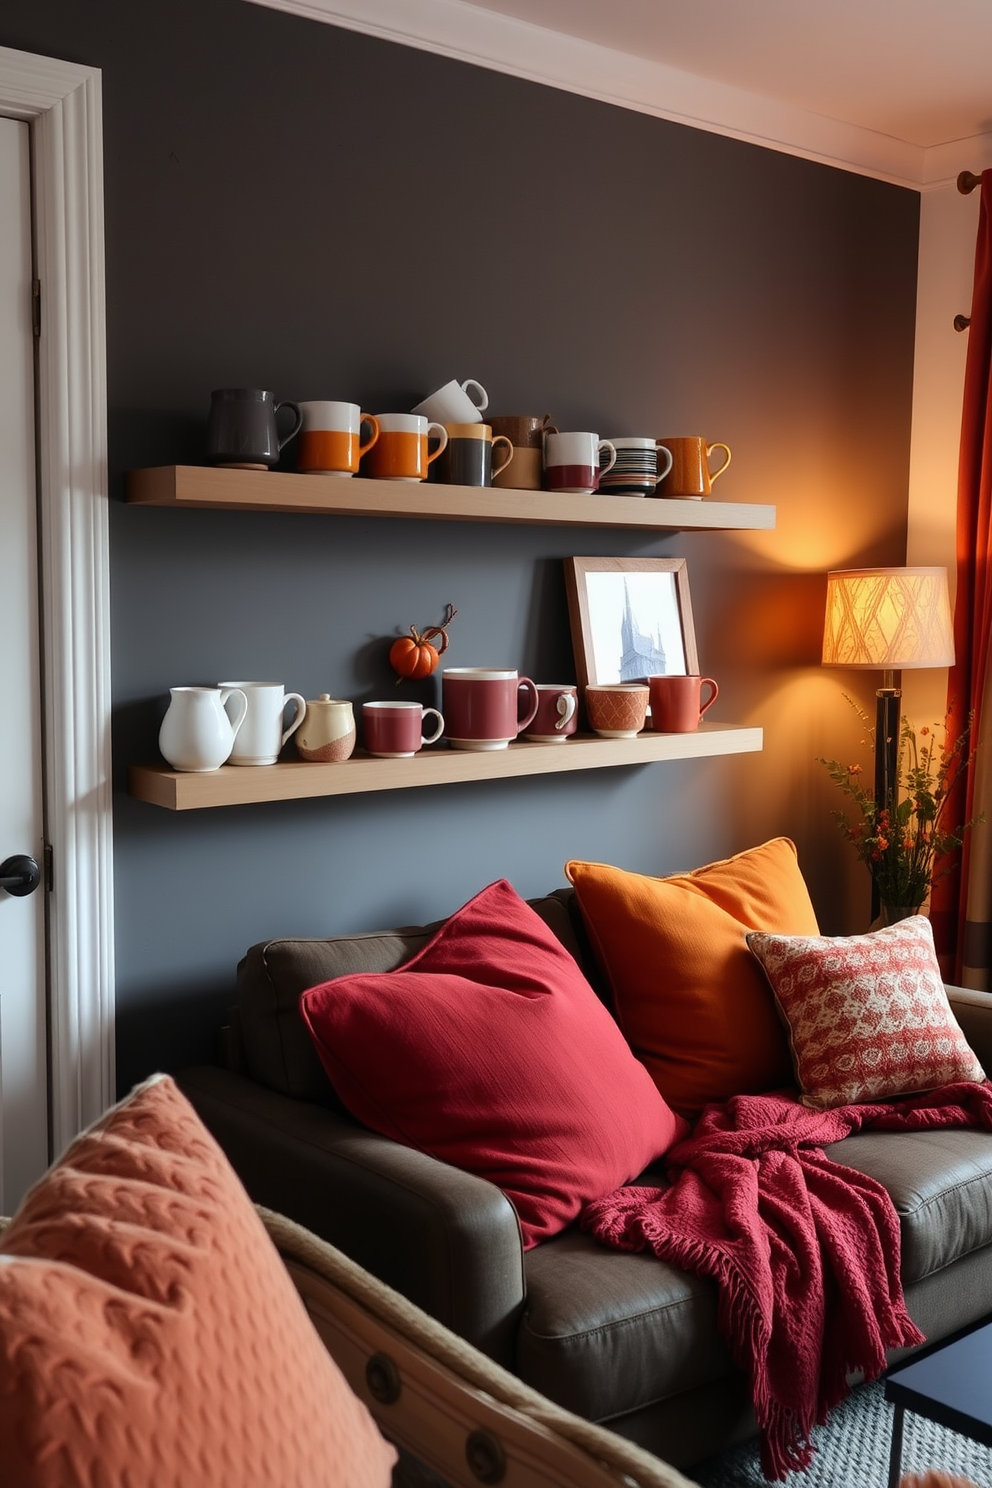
<box><xmin>389</xmin><ymin>604</ymin><xmax>457</xmax><ymax>682</ymax></box>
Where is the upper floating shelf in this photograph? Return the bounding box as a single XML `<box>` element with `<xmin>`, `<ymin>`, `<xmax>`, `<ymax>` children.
<box><xmin>124</xmin><ymin>465</ymin><xmax>776</xmax><ymax>532</ymax></box>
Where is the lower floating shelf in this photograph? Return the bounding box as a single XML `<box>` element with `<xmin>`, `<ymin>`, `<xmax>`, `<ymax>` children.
<box><xmin>128</xmin><ymin>723</ymin><xmax>763</xmax><ymax>810</ymax></box>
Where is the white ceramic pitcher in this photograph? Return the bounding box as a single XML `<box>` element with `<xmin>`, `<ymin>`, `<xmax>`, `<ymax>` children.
<box><xmin>159</xmin><ymin>685</ymin><xmax>248</xmax><ymax>772</ymax></box>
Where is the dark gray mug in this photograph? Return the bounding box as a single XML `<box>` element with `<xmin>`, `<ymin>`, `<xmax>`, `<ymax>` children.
<box><xmin>205</xmin><ymin>388</ymin><xmax>302</xmax><ymax>469</ymax></box>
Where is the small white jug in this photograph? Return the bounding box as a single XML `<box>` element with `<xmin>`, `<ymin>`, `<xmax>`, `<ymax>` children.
<box><xmin>159</xmin><ymin>686</ymin><xmax>248</xmax><ymax>772</ymax></box>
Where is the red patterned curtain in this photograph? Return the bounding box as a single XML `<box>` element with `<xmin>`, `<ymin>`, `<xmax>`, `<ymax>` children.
<box><xmin>932</xmin><ymin>168</ymin><xmax>992</xmax><ymax>984</ymax></box>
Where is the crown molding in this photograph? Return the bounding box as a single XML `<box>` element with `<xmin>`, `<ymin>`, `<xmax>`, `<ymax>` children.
<box><xmin>246</xmin><ymin>0</ymin><xmax>930</xmax><ymax>186</ymax></box>
<box><xmin>922</xmin><ymin>132</ymin><xmax>992</xmax><ymax>191</ymax></box>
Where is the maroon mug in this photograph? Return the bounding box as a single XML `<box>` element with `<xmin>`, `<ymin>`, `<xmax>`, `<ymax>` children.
<box><xmin>523</xmin><ymin>684</ymin><xmax>578</xmax><ymax>742</ymax></box>
<box><xmin>441</xmin><ymin>668</ymin><xmax>539</xmax><ymax>751</ymax></box>
<box><xmin>648</xmin><ymin>674</ymin><xmax>719</xmax><ymax>733</ymax></box>
<box><xmin>362</xmin><ymin>700</ymin><xmax>444</xmax><ymax>758</ymax></box>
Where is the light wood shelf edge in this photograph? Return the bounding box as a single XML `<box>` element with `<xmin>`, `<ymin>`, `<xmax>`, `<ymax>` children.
<box><xmin>127</xmin><ymin>724</ymin><xmax>764</xmax><ymax>811</ymax></box>
<box><xmin>124</xmin><ymin>466</ymin><xmax>776</xmax><ymax>532</ymax></box>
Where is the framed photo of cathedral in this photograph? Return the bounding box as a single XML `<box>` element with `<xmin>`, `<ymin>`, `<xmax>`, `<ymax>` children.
<box><xmin>563</xmin><ymin>557</ymin><xmax>699</xmax><ymax>692</ymax></box>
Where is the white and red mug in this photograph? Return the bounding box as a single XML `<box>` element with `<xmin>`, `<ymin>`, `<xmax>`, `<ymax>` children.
<box><xmin>544</xmin><ymin>431</ymin><xmax>617</xmax><ymax>494</ymax></box>
<box><xmin>441</xmin><ymin>668</ymin><xmax>539</xmax><ymax>751</ymax></box>
<box><xmin>362</xmin><ymin>700</ymin><xmax>444</xmax><ymax>758</ymax></box>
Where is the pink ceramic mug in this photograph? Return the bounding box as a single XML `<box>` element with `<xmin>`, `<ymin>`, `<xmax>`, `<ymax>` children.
<box><xmin>648</xmin><ymin>674</ymin><xmax>719</xmax><ymax>733</ymax></box>
<box><xmin>441</xmin><ymin>668</ymin><xmax>539</xmax><ymax>751</ymax></box>
<box><xmin>363</xmin><ymin>700</ymin><xmax>444</xmax><ymax>758</ymax></box>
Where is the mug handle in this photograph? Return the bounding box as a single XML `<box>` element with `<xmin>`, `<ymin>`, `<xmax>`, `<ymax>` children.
<box><xmin>461</xmin><ymin>379</ymin><xmax>489</xmax><ymax>414</ymax></box>
<box><xmin>420</xmin><ymin>707</ymin><xmax>445</xmax><ymax>746</ymax></box>
<box><xmin>220</xmin><ymin>687</ymin><xmax>248</xmax><ymax>741</ymax></box>
<box><xmin>425</xmin><ymin>422</ymin><xmax>449</xmax><ymax>466</ymax></box>
<box><xmin>275</xmin><ymin>400</ymin><xmax>303</xmax><ymax>451</ymax></box>
<box><xmin>491</xmin><ymin>436</ymin><xmax>514</xmax><ymax>482</ymax></box>
<box><xmin>698</xmin><ymin>678</ymin><xmax>719</xmax><ymax>717</ymax></box>
<box><xmin>556</xmin><ymin>691</ymin><xmax>577</xmax><ymax>730</ymax></box>
<box><xmin>358</xmin><ymin>413</ymin><xmax>380</xmax><ymax>457</ymax></box>
<box><xmin>515</xmin><ymin>678</ymin><xmax>539</xmax><ymax>735</ymax></box>
<box><xmin>282</xmin><ymin>692</ymin><xmax>307</xmax><ymax>745</ymax></box>
<box><xmin>654</xmin><ymin>443</ymin><xmax>674</xmax><ymax>485</ymax></box>
<box><xmin>706</xmin><ymin>442</ymin><xmax>732</xmax><ymax>483</ymax></box>
<box><xmin>597</xmin><ymin>440</ymin><xmax>617</xmax><ymax>477</ymax></box>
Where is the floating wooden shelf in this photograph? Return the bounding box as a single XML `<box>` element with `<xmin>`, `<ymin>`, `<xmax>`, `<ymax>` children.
<box><xmin>125</xmin><ymin>465</ymin><xmax>776</xmax><ymax>532</ymax></box>
<box><xmin>128</xmin><ymin>724</ymin><xmax>763</xmax><ymax>810</ymax></box>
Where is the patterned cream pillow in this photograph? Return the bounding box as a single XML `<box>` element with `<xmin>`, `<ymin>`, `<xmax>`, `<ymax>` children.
<box><xmin>747</xmin><ymin>915</ymin><xmax>985</xmax><ymax>1109</ymax></box>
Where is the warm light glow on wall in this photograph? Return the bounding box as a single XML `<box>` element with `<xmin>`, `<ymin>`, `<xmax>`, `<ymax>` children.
<box><xmin>821</xmin><ymin>567</ymin><xmax>954</xmax><ymax>671</ymax></box>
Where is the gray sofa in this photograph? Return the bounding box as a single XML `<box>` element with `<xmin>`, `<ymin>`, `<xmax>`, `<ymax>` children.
<box><xmin>177</xmin><ymin>888</ymin><xmax>992</xmax><ymax>1472</ymax></box>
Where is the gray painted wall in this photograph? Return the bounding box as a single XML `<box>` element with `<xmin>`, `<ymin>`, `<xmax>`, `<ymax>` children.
<box><xmin>1</xmin><ymin>0</ymin><xmax>920</xmax><ymax>1093</ymax></box>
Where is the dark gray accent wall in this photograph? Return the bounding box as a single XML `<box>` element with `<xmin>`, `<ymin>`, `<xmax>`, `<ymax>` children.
<box><xmin>1</xmin><ymin>0</ymin><xmax>920</xmax><ymax>1093</ymax></box>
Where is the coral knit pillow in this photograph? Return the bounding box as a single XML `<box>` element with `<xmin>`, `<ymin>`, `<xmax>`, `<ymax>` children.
<box><xmin>300</xmin><ymin>879</ymin><xmax>686</xmax><ymax>1248</ymax></box>
<box><xmin>0</xmin><ymin>1075</ymin><xmax>396</xmax><ymax>1488</ymax></box>
<box><xmin>747</xmin><ymin>915</ymin><xmax>986</xmax><ymax>1108</ymax></box>
<box><xmin>565</xmin><ymin>838</ymin><xmax>820</xmax><ymax>1115</ymax></box>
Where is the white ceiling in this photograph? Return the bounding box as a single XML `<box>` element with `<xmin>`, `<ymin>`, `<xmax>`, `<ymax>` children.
<box><xmin>457</xmin><ymin>0</ymin><xmax>992</xmax><ymax>149</ymax></box>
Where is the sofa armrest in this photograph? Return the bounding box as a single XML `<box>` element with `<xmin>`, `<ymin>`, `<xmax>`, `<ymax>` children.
<box><xmin>947</xmin><ymin>985</ymin><xmax>992</xmax><ymax>1071</ymax></box>
<box><xmin>176</xmin><ymin>1066</ymin><xmax>525</xmax><ymax>1368</ymax></box>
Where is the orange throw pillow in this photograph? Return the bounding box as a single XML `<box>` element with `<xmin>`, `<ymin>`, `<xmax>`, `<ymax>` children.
<box><xmin>565</xmin><ymin>839</ymin><xmax>820</xmax><ymax>1114</ymax></box>
<box><xmin>0</xmin><ymin>1075</ymin><xmax>396</xmax><ymax>1488</ymax></box>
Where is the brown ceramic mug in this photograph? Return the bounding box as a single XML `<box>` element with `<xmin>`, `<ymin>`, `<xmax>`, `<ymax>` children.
<box><xmin>648</xmin><ymin>674</ymin><xmax>719</xmax><ymax>732</ymax></box>
<box><xmin>655</xmin><ymin>437</ymin><xmax>731</xmax><ymax>499</ymax></box>
<box><xmin>489</xmin><ymin>414</ymin><xmax>557</xmax><ymax>490</ymax></box>
<box><xmin>584</xmin><ymin>683</ymin><xmax>649</xmax><ymax>737</ymax></box>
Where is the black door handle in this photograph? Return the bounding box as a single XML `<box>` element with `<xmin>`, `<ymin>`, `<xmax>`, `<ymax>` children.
<box><xmin>0</xmin><ymin>854</ymin><xmax>41</xmax><ymax>896</ymax></box>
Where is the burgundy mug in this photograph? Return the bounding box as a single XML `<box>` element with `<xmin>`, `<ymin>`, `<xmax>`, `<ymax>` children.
<box><xmin>441</xmin><ymin>668</ymin><xmax>539</xmax><ymax>751</ymax></box>
<box><xmin>523</xmin><ymin>684</ymin><xmax>578</xmax><ymax>742</ymax></box>
<box><xmin>648</xmin><ymin>674</ymin><xmax>719</xmax><ymax>733</ymax></box>
<box><xmin>362</xmin><ymin>700</ymin><xmax>444</xmax><ymax>758</ymax></box>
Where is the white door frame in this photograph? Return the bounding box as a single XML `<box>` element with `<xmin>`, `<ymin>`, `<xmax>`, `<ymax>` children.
<box><xmin>0</xmin><ymin>46</ymin><xmax>113</xmax><ymax>1152</ymax></box>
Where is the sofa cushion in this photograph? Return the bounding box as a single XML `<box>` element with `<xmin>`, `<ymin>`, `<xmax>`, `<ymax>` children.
<box><xmin>237</xmin><ymin>891</ymin><xmax>586</xmax><ymax>1103</ymax></box>
<box><xmin>565</xmin><ymin>839</ymin><xmax>819</xmax><ymax>1114</ymax></box>
<box><xmin>747</xmin><ymin>916</ymin><xmax>985</xmax><ymax>1108</ymax></box>
<box><xmin>0</xmin><ymin>1074</ymin><xmax>396</xmax><ymax>1488</ymax></box>
<box><xmin>299</xmin><ymin>879</ymin><xmax>686</xmax><ymax>1249</ymax></box>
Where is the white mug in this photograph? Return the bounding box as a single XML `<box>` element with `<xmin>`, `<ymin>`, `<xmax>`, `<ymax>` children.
<box><xmin>218</xmin><ymin>680</ymin><xmax>307</xmax><ymax>765</ymax></box>
<box><xmin>544</xmin><ymin>431</ymin><xmax>617</xmax><ymax>494</ymax></box>
<box><xmin>412</xmin><ymin>378</ymin><xmax>489</xmax><ymax>425</ymax></box>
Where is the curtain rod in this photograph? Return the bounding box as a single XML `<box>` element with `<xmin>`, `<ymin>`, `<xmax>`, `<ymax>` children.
<box><xmin>958</xmin><ymin>171</ymin><xmax>982</xmax><ymax>194</ymax></box>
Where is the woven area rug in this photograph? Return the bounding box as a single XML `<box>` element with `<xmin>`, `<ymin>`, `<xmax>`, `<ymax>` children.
<box><xmin>691</xmin><ymin>1379</ymin><xmax>992</xmax><ymax>1488</ymax></box>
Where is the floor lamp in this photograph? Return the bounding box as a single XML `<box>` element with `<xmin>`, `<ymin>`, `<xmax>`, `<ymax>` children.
<box><xmin>821</xmin><ymin>567</ymin><xmax>955</xmax><ymax>917</ymax></box>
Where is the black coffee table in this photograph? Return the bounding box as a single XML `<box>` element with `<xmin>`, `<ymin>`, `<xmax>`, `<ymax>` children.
<box><xmin>885</xmin><ymin>1320</ymin><xmax>992</xmax><ymax>1488</ymax></box>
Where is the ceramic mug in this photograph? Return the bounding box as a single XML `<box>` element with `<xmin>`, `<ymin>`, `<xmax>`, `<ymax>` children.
<box><xmin>362</xmin><ymin>700</ymin><xmax>445</xmax><ymax>758</ymax></box>
<box><xmin>599</xmin><ymin>437</ymin><xmax>675</xmax><ymax>496</ymax></box>
<box><xmin>412</xmin><ymin>378</ymin><xmax>489</xmax><ymax>425</ymax></box>
<box><xmin>296</xmin><ymin>695</ymin><xmax>356</xmax><ymax>762</ymax></box>
<box><xmin>218</xmin><ymin>680</ymin><xmax>307</xmax><ymax>765</ymax></box>
<box><xmin>432</xmin><ymin>423</ymin><xmax>514</xmax><ymax>487</ymax></box>
<box><xmin>297</xmin><ymin>401</ymin><xmax>380</xmax><ymax>476</ymax></box>
<box><xmin>655</xmin><ymin>437</ymin><xmax>732</xmax><ymax>499</ymax></box>
<box><xmin>205</xmin><ymin>388</ymin><xmax>302</xmax><ymax>470</ymax></box>
<box><xmin>489</xmin><ymin>415</ymin><xmax>556</xmax><ymax>491</ymax></box>
<box><xmin>584</xmin><ymin>683</ymin><xmax>649</xmax><ymax>738</ymax></box>
<box><xmin>648</xmin><ymin>674</ymin><xmax>719</xmax><ymax>732</ymax></box>
<box><xmin>362</xmin><ymin>414</ymin><xmax>448</xmax><ymax>481</ymax></box>
<box><xmin>441</xmin><ymin>667</ymin><xmax>539</xmax><ymax>750</ymax></box>
<box><xmin>544</xmin><ymin>431</ymin><xmax>617</xmax><ymax>494</ymax></box>
<box><xmin>522</xmin><ymin>684</ymin><xmax>578</xmax><ymax>742</ymax></box>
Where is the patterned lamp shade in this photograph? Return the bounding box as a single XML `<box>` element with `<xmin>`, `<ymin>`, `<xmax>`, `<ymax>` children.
<box><xmin>822</xmin><ymin>567</ymin><xmax>955</xmax><ymax>670</ymax></box>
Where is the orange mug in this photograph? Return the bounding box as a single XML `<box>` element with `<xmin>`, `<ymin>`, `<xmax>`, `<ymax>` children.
<box><xmin>297</xmin><ymin>401</ymin><xmax>379</xmax><ymax>476</ymax></box>
<box><xmin>362</xmin><ymin>414</ymin><xmax>448</xmax><ymax>482</ymax></box>
<box><xmin>655</xmin><ymin>437</ymin><xmax>731</xmax><ymax>500</ymax></box>
<box><xmin>648</xmin><ymin>674</ymin><xmax>719</xmax><ymax>732</ymax></box>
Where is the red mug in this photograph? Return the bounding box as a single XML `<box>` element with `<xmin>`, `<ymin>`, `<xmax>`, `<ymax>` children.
<box><xmin>441</xmin><ymin>668</ymin><xmax>539</xmax><ymax>751</ymax></box>
<box><xmin>523</xmin><ymin>684</ymin><xmax>578</xmax><ymax>742</ymax></box>
<box><xmin>362</xmin><ymin>700</ymin><xmax>444</xmax><ymax>758</ymax></box>
<box><xmin>648</xmin><ymin>674</ymin><xmax>719</xmax><ymax>733</ymax></box>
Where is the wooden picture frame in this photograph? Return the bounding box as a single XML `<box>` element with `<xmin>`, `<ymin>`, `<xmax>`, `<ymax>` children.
<box><xmin>564</xmin><ymin>557</ymin><xmax>699</xmax><ymax>693</ymax></box>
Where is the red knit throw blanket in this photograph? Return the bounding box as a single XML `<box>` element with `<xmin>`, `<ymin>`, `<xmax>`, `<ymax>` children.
<box><xmin>581</xmin><ymin>1082</ymin><xmax>992</xmax><ymax>1481</ymax></box>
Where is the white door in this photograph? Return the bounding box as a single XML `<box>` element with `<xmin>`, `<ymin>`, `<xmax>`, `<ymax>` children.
<box><xmin>0</xmin><ymin>114</ymin><xmax>49</xmax><ymax>1212</ymax></box>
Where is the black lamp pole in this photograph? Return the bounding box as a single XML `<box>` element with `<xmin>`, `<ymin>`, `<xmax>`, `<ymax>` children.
<box><xmin>873</xmin><ymin>670</ymin><xmax>901</xmax><ymax>921</ymax></box>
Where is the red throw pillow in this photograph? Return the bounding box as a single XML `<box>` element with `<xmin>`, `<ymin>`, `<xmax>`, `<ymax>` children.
<box><xmin>747</xmin><ymin>915</ymin><xmax>986</xmax><ymax>1108</ymax></box>
<box><xmin>0</xmin><ymin>1075</ymin><xmax>396</xmax><ymax>1488</ymax></box>
<box><xmin>300</xmin><ymin>879</ymin><xmax>686</xmax><ymax>1248</ymax></box>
